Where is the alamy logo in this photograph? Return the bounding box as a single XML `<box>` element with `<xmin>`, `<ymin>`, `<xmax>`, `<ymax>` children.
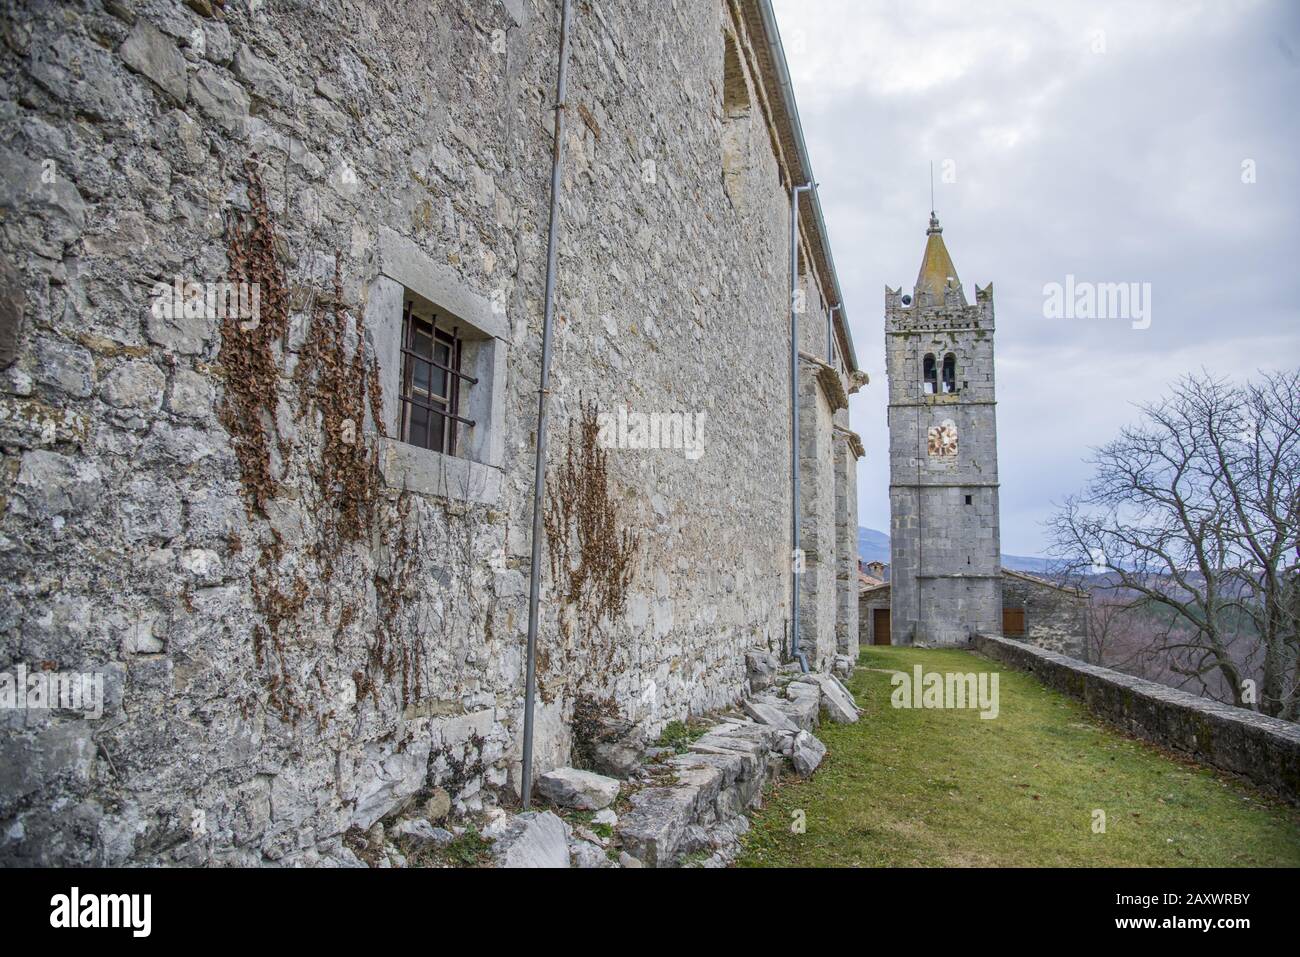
<box><xmin>0</xmin><ymin>664</ymin><xmax>103</xmax><ymax>719</ymax></box>
<box><xmin>596</xmin><ymin>406</ymin><xmax>706</xmax><ymax>461</ymax></box>
<box><xmin>890</xmin><ymin>665</ymin><xmax>1000</xmax><ymax>719</ymax></box>
<box><xmin>50</xmin><ymin>887</ymin><xmax>151</xmax><ymax>937</ymax></box>
<box><xmin>1042</xmin><ymin>274</ymin><xmax>1152</xmax><ymax>330</ymax></box>
<box><xmin>150</xmin><ymin>276</ymin><xmax>261</xmax><ymax>327</ymax></box>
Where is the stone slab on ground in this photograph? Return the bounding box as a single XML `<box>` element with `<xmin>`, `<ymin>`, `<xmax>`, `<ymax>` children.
<box><xmin>617</xmin><ymin>784</ymin><xmax>703</xmax><ymax>867</ymax></box>
<box><xmin>536</xmin><ymin>767</ymin><xmax>621</xmax><ymax>810</ymax></box>
<box><xmin>791</xmin><ymin>730</ymin><xmax>827</xmax><ymax>777</ymax></box>
<box><xmin>616</xmin><ymin>718</ymin><xmax>777</xmax><ymax>867</ymax></box>
<box><xmin>771</xmin><ymin>689</ymin><xmax>820</xmax><ymax>731</ymax></box>
<box><xmin>491</xmin><ymin>811</ymin><xmax>571</xmax><ymax>868</ymax></box>
<box><xmin>792</xmin><ymin>673</ymin><xmax>859</xmax><ymax>724</ymax></box>
<box><xmin>390</xmin><ymin>818</ymin><xmax>454</xmax><ymax>848</ymax></box>
<box><xmin>568</xmin><ymin>835</ymin><xmax>612</xmax><ymax>868</ymax></box>
<box><xmin>742</xmin><ymin>696</ymin><xmax>801</xmax><ymax>732</ymax></box>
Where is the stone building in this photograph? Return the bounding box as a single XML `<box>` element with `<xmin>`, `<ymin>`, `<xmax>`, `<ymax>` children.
<box><xmin>884</xmin><ymin>213</ymin><xmax>1001</xmax><ymax>646</ymax></box>
<box><xmin>860</xmin><ymin>568</ymin><xmax>1086</xmax><ymax>658</ymax></box>
<box><xmin>999</xmin><ymin>569</ymin><xmax>1087</xmax><ymax>658</ymax></box>
<box><xmin>0</xmin><ymin>0</ymin><xmax>864</xmax><ymax>865</ymax></box>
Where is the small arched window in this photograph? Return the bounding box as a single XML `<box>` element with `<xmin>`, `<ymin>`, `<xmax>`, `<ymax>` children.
<box><xmin>942</xmin><ymin>353</ymin><xmax>957</xmax><ymax>393</ymax></box>
<box><xmin>922</xmin><ymin>353</ymin><xmax>937</xmax><ymax>394</ymax></box>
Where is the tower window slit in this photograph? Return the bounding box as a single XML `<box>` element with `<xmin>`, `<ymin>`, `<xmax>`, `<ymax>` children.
<box><xmin>942</xmin><ymin>353</ymin><xmax>958</xmax><ymax>393</ymax></box>
<box><xmin>922</xmin><ymin>353</ymin><xmax>937</xmax><ymax>395</ymax></box>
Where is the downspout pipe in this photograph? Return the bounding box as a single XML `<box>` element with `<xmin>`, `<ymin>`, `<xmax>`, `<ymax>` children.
<box><xmin>828</xmin><ymin>303</ymin><xmax>841</xmax><ymax>364</ymax></box>
<box><xmin>521</xmin><ymin>0</ymin><xmax>573</xmax><ymax>810</ymax></box>
<box><xmin>790</xmin><ymin>180</ymin><xmax>814</xmax><ymax>674</ymax></box>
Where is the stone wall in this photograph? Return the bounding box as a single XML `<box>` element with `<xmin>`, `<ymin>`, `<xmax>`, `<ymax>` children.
<box><xmin>858</xmin><ymin>569</ymin><xmax>1087</xmax><ymax>655</ymax></box>
<box><xmin>0</xmin><ymin>0</ymin><xmax>860</xmax><ymax>865</ymax></box>
<box><xmin>973</xmin><ymin>635</ymin><xmax>1300</xmax><ymax>803</ymax></box>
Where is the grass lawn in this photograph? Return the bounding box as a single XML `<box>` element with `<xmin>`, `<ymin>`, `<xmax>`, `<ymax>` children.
<box><xmin>736</xmin><ymin>646</ymin><xmax>1300</xmax><ymax>867</ymax></box>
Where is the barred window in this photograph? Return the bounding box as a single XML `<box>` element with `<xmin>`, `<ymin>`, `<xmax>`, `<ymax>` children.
<box><xmin>399</xmin><ymin>300</ymin><xmax>476</xmax><ymax>456</ymax></box>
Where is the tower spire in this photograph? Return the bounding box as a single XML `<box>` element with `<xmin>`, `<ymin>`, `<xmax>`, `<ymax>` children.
<box><xmin>914</xmin><ymin>211</ymin><xmax>963</xmax><ymax>304</ymax></box>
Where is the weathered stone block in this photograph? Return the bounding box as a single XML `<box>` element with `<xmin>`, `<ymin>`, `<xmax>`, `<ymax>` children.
<box><xmin>491</xmin><ymin>811</ymin><xmax>570</xmax><ymax>869</ymax></box>
<box><xmin>790</xmin><ymin>730</ymin><xmax>827</xmax><ymax>777</ymax></box>
<box><xmin>536</xmin><ymin>767</ymin><xmax>621</xmax><ymax>810</ymax></box>
<box><xmin>742</xmin><ymin>696</ymin><xmax>800</xmax><ymax>732</ymax></box>
<box><xmin>101</xmin><ymin>360</ymin><xmax>166</xmax><ymax>411</ymax></box>
<box><xmin>350</xmin><ymin>740</ymin><xmax>432</xmax><ymax>830</ymax></box>
<box><xmin>120</xmin><ymin>21</ymin><xmax>188</xmax><ymax>103</ymax></box>
<box><xmin>746</xmin><ymin>649</ymin><xmax>779</xmax><ymax>692</ymax></box>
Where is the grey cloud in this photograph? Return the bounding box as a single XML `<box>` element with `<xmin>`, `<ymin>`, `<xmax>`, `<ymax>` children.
<box><xmin>775</xmin><ymin>0</ymin><xmax>1300</xmax><ymax>553</ymax></box>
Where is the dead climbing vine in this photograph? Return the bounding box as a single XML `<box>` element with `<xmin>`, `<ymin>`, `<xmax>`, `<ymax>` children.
<box><xmin>221</xmin><ymin>157</ymin><xmax>290</xmax><ymax>518</ymax></box>
<box><xmin>543</xmin><ymin>398</ymin><xmax>639</xmax><ymax>690</ymax></box>
<box><xmin>293</xmin><ymin>254</ymin><xmax>386</xmax><ymax>567</ymax></box>
<box><xmin>221</xmin><ymin>156</ymin><xmax>416</xmax><ymax>726</ymax></box>
<box><xmin>570</xmin><ymin>692</ymin><xmax>620</xmax><ymax>771</ymax></box>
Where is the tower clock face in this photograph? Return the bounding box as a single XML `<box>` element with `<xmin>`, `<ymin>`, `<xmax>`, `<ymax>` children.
<box><xmin>928</xmin><ymin>419</ymin><xmax>959</xmax><ymax>457</ymax></box>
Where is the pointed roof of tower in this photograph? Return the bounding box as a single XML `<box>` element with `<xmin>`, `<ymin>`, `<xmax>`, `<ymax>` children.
<box><xmin>914</xmin><ymin>212</ymin><xmax>965</xmax><ymax>305</ymax></box>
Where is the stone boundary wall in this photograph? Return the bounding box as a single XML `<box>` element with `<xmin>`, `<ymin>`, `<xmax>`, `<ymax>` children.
<box><xmin>972</xmin><ymin>635</ymin><xmax>1300</xmax><ymax>803</ymax></box>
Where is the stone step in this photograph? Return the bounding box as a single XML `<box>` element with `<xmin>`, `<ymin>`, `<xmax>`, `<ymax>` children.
<box><xmin>535</xmin><ymin>668</ymin><xmax>841</xmax><ymax>868</ymax></box>
<box><xmin>616</xmin><ymin>720</ymin><xmax>778</xmax><ymax>867</ymax></box>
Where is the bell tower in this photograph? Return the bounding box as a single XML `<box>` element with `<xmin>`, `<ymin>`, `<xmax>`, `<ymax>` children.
<box><xmin>884</xmin><ymin>213</ymin><xmax>1001</xmax><ymax>646</ymax></box>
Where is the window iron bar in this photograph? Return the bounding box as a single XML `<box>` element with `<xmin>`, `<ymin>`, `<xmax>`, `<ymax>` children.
<box><xmin>398</xmin><ymin>346</ymin><xmax>479</xmax><ymax>385</ymax></box>
<box><xmin>398</xmin><ymin>392</ymin><xmax>476</xmax><ymax>429</ymax></box>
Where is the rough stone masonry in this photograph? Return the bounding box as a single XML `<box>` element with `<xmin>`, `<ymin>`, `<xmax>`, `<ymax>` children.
<box><xmin>0</xmin><ymin>0</ymin><xmax>865</xmax><ymax>864</ymax></box>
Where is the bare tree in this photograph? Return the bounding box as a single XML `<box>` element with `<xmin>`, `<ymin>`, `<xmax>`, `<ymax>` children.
<box><xmin>1082</xmin><ymin>593</ymin><xmax>1141</xmax><ymax>667</ymax></box>
<box><xmin>1049</xmin><ymin>369</ymin><xmax>1300</xmax><ymax>720</ymax></box>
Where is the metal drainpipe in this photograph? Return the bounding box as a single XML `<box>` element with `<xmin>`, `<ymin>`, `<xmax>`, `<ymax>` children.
<box><xmin>521</xmin><ymin>0</ymin><xmax>573</xmax><ymax>810</ymax></box>
<box><xmin>828</xmin><ymin>303</ymin><xmax>841</xmax><ymax>364</ymax></box>
<box><xmin>790</xmin><ymin>180</ymin><xmax>814</xmax><ymax>674</ymax></box>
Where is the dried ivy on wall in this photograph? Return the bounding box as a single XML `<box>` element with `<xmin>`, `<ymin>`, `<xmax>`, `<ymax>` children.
<box><xmin>293</xmin><ymin>257</ymin><xmax>386</xmax><ymax>561</ymax></box>
<box><xmin>542</xmin><ymin>399</ymin><xmax>640</xmax><ymax>700</ymax></box>
<box><xmin>221</xmin><ymin>159</ymin><xmax>290</xmax><ymax>518</ymax></box>
<box><xmin>220</xmin><ymin>157</ymin><xmax>424</xmax><ymax>725</ymax></box>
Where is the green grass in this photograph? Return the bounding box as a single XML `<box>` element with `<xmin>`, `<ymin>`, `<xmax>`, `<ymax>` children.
<box><xmin>736</xmin><ymin>646</ymin><xmax>1300</xmax><ymax>867</ymax></box>
<box><xmin>656</xmin><ymin>718</ymin><xmax>710</xmax><ymax>754</ymax></box>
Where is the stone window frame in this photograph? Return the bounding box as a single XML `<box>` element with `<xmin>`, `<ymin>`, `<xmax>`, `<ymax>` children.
<box><xmin>365</xmin><ymin>228</ymin><xmax>508</xmax><ymax>506</ymax></box>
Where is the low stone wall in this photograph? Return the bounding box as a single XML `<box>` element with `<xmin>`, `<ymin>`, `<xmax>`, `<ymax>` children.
<box><xmin>972</xmin><ymin>635</ymin><xmax>1300</xmax><ymax>803</ymax></box>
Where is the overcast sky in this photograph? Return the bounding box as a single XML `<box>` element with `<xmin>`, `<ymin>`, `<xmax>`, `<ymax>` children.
<box><xmin>772</xmin><ymin>0</ymin><xmax>1300</xmax><ymax>555</ymax></box>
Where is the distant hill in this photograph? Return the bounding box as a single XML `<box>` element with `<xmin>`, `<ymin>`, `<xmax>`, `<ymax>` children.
<box><xmin>858</xmin><ymin>526</ymin><xmax>1053</xmax><ymax>574</ymax></box>
<box><xmin>857</xmin><ymin>526</ymin><xmax>891</xmax><ymax>564</ymax></box>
